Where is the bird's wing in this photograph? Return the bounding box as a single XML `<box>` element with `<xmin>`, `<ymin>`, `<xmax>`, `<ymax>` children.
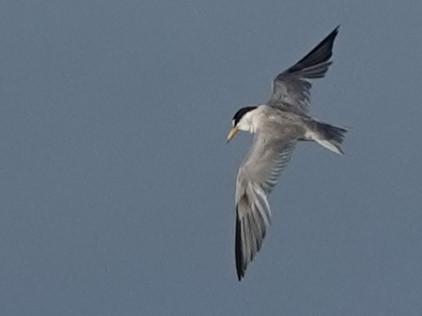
<box><xmin>235</xmin><ymin>134</ymin><xmax>296</xmax><ymax>280</ymax></box>
<box><xmin>268</xmin><ymin>26</ymin><xmax>339</xmax><ymax>114</ymax></box>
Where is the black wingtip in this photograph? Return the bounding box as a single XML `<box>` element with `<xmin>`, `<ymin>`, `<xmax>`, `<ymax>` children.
<box><xmin>324</xmin><ymin>25</ymin><xmax>340</xmax><ymax>47</ymax></box>
<box><xmin>235</xmin><ymin>207</ymin><xmax>244</xmax><ymax>281</ymax></box>
<box><xmin>287</xmin><ymin>26</ymin><xmax>340</xmax><ymax>76</ymax></box>
<box><xmin>328</xmin><ymin>25</ymin><xmax>340</xmax><ymax>41</ymax></box>
<box><xmin>307</xmin><ymin>26</ymin><xmax>339</xmax><ymax>59</ymax></box>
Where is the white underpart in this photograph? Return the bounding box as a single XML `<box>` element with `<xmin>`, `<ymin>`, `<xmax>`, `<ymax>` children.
<box><xmin>304</xmin><ymin>130</ymin><xmax>343</xmax><ymax>155</ymax></box>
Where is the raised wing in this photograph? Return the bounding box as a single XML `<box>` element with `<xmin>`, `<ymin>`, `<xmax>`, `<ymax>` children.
<box><xmin>235</xmin><ymin>135</ymin><xmax>296</xmax><ymax>280</ymax></box>
<box><xmin>268</xmin><ymin>26</ymin><xmax>339</xmax><ymax>114</ymax></box>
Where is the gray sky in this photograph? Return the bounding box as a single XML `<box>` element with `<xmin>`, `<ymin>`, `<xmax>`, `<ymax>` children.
<box><xmin>1</xmin><ymin>0</ymin><xmax>422</xmax><ymax>315</ymax></box>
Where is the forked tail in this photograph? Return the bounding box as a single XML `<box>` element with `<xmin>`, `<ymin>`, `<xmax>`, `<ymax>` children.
<box><xmin>305</xmin><ymin>120</ymin><xmax>347</xmax><ymax>155</ymax></box>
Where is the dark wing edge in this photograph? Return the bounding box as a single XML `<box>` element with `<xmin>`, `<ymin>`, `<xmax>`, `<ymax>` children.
<box><xmin>235</xmin><ymin>196</ymin><xmax>269</xmax><ymax>281</ymax></box>
<box><xmin>269</xmin><ymin>26</ymin><xmax>340</xmax><ymax>112</ymax></box>
<box><xmin>283</xmin><ymin>25</ymin><xmax>339</xmax><ymax>79</ymax></box>
<box><xmin>235</xmin><ymin>208</ymin><xmax>244</xmax><ymax>280</ymax></box>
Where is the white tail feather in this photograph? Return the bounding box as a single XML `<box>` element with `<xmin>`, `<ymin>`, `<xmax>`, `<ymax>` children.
<box><xmin>304</xmin><ymin>130</ymin><xmax>344</xmax><ymax>155</ymax></box>
<box><xmin>314</xmin><ymin>138</ymin><xmax>343</xmax><ymax>155</ymax></box>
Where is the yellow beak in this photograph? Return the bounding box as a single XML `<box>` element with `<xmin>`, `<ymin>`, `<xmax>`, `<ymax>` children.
<box><xmin>226</xmin><ymin>127</ymin><xmax>238</xmax><ymax>143</ymax></box>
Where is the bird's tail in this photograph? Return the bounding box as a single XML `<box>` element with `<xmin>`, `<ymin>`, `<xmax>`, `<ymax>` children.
<box><xmin>305</xmin><ymin>120</ymin><xmax>347</xmax><ymax>155</ymax></box>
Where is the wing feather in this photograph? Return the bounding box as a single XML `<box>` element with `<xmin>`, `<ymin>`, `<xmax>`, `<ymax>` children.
<box><xmin>235</xmin><ymin>135</ymin><xmax>296</xmax><ymax>280</ymax></box>
<box><xmin>268</xmin><ymin>26</ymin><xmax>339</xmax><ymax>114</ymax></box>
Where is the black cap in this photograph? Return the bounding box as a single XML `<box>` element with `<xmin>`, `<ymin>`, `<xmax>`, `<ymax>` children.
<box><xmin>232</xmin><ymin>106</ymin><xmax>257</xmax><ymax>126</ymax></box>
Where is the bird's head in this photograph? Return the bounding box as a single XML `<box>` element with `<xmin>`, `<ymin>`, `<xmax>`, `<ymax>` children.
<box><xmin>227</xmin><ymin>106</ymin><xmax>258</xmax><ymax>142</ymax></box>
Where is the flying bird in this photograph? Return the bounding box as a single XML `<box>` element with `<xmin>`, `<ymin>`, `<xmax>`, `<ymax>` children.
<box><xmin>227</xmin><ymin>26</ymin><xmax>346</xmax><ymax>281</ymax></box>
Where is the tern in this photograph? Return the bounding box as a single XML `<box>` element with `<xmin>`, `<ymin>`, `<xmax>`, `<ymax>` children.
<box><xmin>227</xmin><ymin>27</ymin><xmax>346</xmax><ymax>281</ymax></box>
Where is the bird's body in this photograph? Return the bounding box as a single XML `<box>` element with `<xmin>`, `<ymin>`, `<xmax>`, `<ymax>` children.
<box><xmin>239</xmin><ymin>105</ymin><xmax>311</xmax><ymax>138</ymax></box>
<box><xmin>227</xmin><ymin>27</ymin><xmax>347</xmax><ymax>280</ymax></box>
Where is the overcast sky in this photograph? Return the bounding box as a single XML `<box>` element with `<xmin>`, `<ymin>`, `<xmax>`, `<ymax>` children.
<box><xmin>1</xmin><ymin>1</ymin><xmax>422</xmax><ymax>315</ymax></box>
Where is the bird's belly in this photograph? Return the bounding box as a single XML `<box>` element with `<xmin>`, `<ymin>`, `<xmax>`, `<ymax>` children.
<box><xmin>262</xmin><ymin>122</ymin><xmax>304</xmax><ymax>140</ymax></box>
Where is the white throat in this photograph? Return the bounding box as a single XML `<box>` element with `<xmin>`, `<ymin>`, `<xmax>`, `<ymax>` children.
<box><xmin>236</xmin><ymin>109</ymin><xmax>258</xmax><ymax>134</ymax></box>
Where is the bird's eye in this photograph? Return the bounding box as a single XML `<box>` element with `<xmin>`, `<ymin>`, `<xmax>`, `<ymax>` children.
<box><xmin>232</xmin><ymin>120</ymin><xmax>236</xmax><ymax>127</ymax></box>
